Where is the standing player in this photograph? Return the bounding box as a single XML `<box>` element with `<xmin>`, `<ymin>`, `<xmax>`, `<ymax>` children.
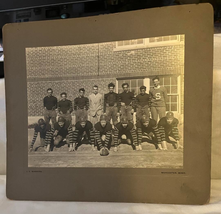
<box><xmin>136</xmin><ymin>116</ymin><xmax>163</xmax><ymax>150</ymax></box>
<box><xmin>135</xmin><ymin>86</ymin><xmax>150</xmax><ymax>121</ymax></box>
<box><xmin>29</xmin><ymin>118</ymin><xmax>52</xmax><ymax>152</ymax></box>
<box><xmin>158</xmin><ymin>112</ymin><xmax>182</xmax><ymax>150</ymax></box>
<box><xmin>114</xmin><ymin>117</ymin><xmax>138</xmax><ymax>152</ymax></box>
<box><xmin>57</xmin><ymin>92</ymin><xmax>73</xmax><ymax>123</ymax></box>
<box><xmin>118</xmin><ymin>83</ymin><xmax>135</xmax><ymax>123</ymax></box>
<box><xmin>43</xmin><ymin>88</ymin><xmax>57</xmax><ymax>127</ymax></box>
<box><xmin>94</xmin><ymin>114</ymin><xmax>112</xmax><ymax>156</ymax></box>
<box><xmin>73</xmin><ymin>117</ymin><xmax>95</xmax><ymax>151</ymax></box>
<box><xmin>149</xmin><ymin>76</ymin><xmax>168</xmax><ymax>122</ymax></box>
<box><xmin>52</xmin><ymin>116</ymin><xmax>74</xmax><ymax>152</ymax></box>
<box><xmin>104</xmin><ymin>83</ymin><xmax>120</xmax><ymax>125</ymax></box>
<box><xmin>88</xmin><ymin>85</ymin><xmax>103</xmax><ymax>126</ymax></box>
<box><xmin>74</xmin><ymin>88</ymin><xmax>89</xmax><ymax>123</ymax></box>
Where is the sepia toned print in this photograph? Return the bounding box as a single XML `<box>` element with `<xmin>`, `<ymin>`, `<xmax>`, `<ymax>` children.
<box><xmin>26</xmin><ymin>35</ymin><xmax>184</xmax><ymax>168</ymax></box>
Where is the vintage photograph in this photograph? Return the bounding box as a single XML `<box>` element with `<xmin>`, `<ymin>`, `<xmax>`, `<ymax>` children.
<box><xmin>26</xmin><ymin>34</ymin><xmax>184</xmax><ymax>168</ymax></box>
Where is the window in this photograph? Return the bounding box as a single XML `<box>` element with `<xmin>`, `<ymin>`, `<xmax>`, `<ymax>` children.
<box><xmin>150</xmin><ymin>76</ymin><xmax>180</xmax><ymax>112</ymax></box>
<box><xmin>114</xmin><ymin>35</ymin><xmax>184</xmax><ymax>51</ymax></box>
<box><xmin>117</xmin><ymin>78</ymin><xmax>144</xmax><ymax>96</ymax></box>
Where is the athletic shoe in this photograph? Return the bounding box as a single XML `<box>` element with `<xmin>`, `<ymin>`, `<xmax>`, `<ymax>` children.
<box><xmin>44</xmin><ymin>145</ymin><xmax>50</xmax><ymax>152</ymax></box>
<box><xmin>135</xmin><ymin>146</ymin><xmax>140</xmax><ymax>151</ymax></box>
<box><xmin>114</xmin><ymin>146</ymin><xmax>118</xmax><ymax>152</ymax></box>
<box><xmin>69</xmin><ymin>144</ymin><xmax>73</xmax><ymax>152</ymax></box>
<box><xmin>138</xmin><ymin>144</ymin><xmax>142</xmax><ymax>150</ymax></box>
<box><xmin>91</xmin><ymin>145</ymin><xmax>96</xmax><ymax>151</ymax></box>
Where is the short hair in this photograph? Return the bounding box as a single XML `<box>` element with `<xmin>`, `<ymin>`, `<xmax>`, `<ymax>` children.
<box><xmin>152</xmin><ymin>76</ymin><xmax>160</xmax><ymax>81</ymax></box>
<box><xmin>108</xmin><ymin>82</ymin><xmax>115</xmax><ymax>88</ymax></box>
<box><xmin>140</xmin><ymin>85</ymin><xmax>146</xmax><ymax>90</ymax></box>
<box><xmin>60</xmin><ymin>92</ymin><xmax>67</xmax><ymax>97</ymax></box>
<box><xmin>47</xmin><ymin>88</ymin><xmax>53</xmax><ymax>92</ymax></box>
<box><xmin>93</xmin><ymin>85</ymin><xmax>98</xmax><ymax>89</ymax></box>
<box><xmin>122</xmin><ymin>83</ymin><xmax>129</xmax><ymax>88</ymax></box>
<box><xmin>79</xmin><ymin>88</ymin><xmax>85</xmax><ymax>92</ymax></box>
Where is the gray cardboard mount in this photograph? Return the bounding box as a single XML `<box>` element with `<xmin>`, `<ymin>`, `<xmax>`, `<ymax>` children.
<box><xmin>3</xmin><ymin>4</ymin><xmax>213</xmax><ymax>204</ymax></box>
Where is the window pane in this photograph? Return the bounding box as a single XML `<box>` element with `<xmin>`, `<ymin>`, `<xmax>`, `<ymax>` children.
<box><xmin>171</xmin><ymin>104</ymin><xmax>177</xmax><ymax>111</ymax></box>
<box><xmin>137</xmin><ymin>39</ymin><xmax>144</xmax><ymax>44</ymax></box>
<box><xmin>164</xmin><ymin>77</ymin><xmax>170</xmax><ymax>85</ymax></box>
<box><xmin>165</xmin><ymin>86</ymin><xmax>170</xmax><ymax>94</ymax></box>
<box><xmin>171</xmin><ymin>86</ymin><xmax>178</xmax><ymax>93</ymax></box>
<box><xmin>118</xmin><ymin>41</ymin><xmax>123</xmax><ymax>46</ymax></box>
<box><xmin>163</xmin><ymin>36</ymin><xmax>169</xmax><ymax>41</ymax></box>
<box><xmin>171</xmin><ymin>77</ymin><xmax>177</xmax><ymax>85</ymax></box>
<box><xmin>171</xmin><ymin>95</ymin><xmax>177</xmax><ymax>102</ymax></box>
<box><xmin>124</xmin><ymin>40</ymin><xmax>130</xmax><ymax>46</ymax></box>
<box><xmin>166</xmin><ymin>104</ymin><xmax>170</xmax><ymax>111</ymax></box>
<box><xmin>156</xmin><ymin>37</ymin><xmax>163</xmax><ymax>42</ymax></box>
<box><xmin>170</xmin><ymin>35</ymin><xmax>178</xmax><ymax>41</ymax></box>
<box><xmin>131</xmin><ymin>40</ymin><xmax>137</xmax><ymax>45</ymax></box>
<box><xmin>149</xmin><ymin>38</ymin><xmax>155</xmax><ymax>43</ymax></box>
<box><xmin>131</xmin><ymin>80</ymin><xmax>136</xmax><ymax>87</ymax></box>
<box><xmin>138</xmin><ymin>79</ymin><xmax>144</xmax><ymax>86</ymax></box>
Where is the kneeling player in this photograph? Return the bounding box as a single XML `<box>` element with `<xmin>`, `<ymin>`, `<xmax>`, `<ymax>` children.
<box><xmin>94</xmin><ymin>115</ymin><xmax>112</xmax><ymax>156</ymax></box>
<box><xmin>52</xmin><ymin>116</ymin><xmax>74</xmax><ymax>151</ymax></box>
<box><xmin>158</xmin><ymin>112</ymin><xmax>183</xmax><ymax>150</ymax></box>
<box><xmin>29</xmin><ymin>118</ymin><xmax>52</xmax><ymax>152</ymax></box>
<box><xmin>114</xmin><ymin>117</ymin><xmax>138</xmax><ymax>151</ymax></box>
<box><xmin>73</xmin><ymin>117</ymin><xmax>95</xmax><ymax>151</ymax></box>
<box><xmin>136</xmin><ymin>117</ymin><xmax>163</xmax><ymax>150</ymax></box>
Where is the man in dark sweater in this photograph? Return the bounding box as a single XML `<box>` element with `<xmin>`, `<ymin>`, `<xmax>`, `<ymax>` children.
<box><xmin>118</xmin><ymin>83</ymin><xmax>135</xmax><ymax>123</ymax></box>
<box><xmin>158</xmin><ymin>112</ymin><xmax>183</xmax><ymax>150</ymax></box>
<box><xmin>29</xmin><ymin>118</ymin><xmax>53</xmax><ymax>152</ymax></box>
<box><xmin>94</xmin><ymin>114</ymin><xmax>112</xmax><ymax>155</ymax></box>
<box><xmin>135</xmin><ymin>86</ymin><xmax>150</xmax><ymax>121</ymax></box>
<box><xmin>52</xmin><ymin>116</ymin><xmax>74</xmax><ymax>152</ymax></box>
<box><xmin>73</xmin><ymin>117</ymin><xmax>95</xmax><ymax>151</ymax></box>
<box><xmin>43</xmin><ymin>88</ymin><xmax>57</xmax><ymax>127</ymax></box>
<box><xmin>57</xmin><ymin>92</ymin><xmax>73</xmax><ymax>123</ymax></box>
<box><xmin>114</xmin><ymin>117</ymin><xmax>138</xmax><ymax>152</ymax></box>
<box><xmin>136</xmin><ymin>116</ymin><xmax>163</xmax><ymax>150</ymax></box>
<box><xmin>74</xmin><ymin>88</ymin><xmax>89</xmax><ymax>123</ymax></box>
<box><xmin>104</xmin><ymin>83</ymin><xmax>120</xmax><ymax>126</ymax></box>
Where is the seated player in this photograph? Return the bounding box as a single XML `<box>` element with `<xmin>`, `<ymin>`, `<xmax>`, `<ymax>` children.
<box><xmin>52</xmin><ymin>116</ymin><xmax>74</xmax><ymax>152</ymax></box>
<box><xmin>94</xmin><ymin>114</ymin><xmax>112</xmax><ymax>156</ymax></box>
<box><xmin>114</xmin><ymin>117</ymin><xmax>138</xmax><ymax>152</ymax></box>
<box><xmin>29</xmin><ymin>118</ymin><xmax>52</xmax><ymax>152</ymax></box>
<box><xmin>136</xmin><ymin>116</ymin><xmax>163</xmax><ymax>150</ymax></box>
<box><xmin>73</xmin><ymin>117</ymin><xmax>95</xmax><ymax>151</ymax></box>
<box><xmin>158</xmin><ymin>112</ymin><xmax>183</xmax><ymax>150</ymax></box>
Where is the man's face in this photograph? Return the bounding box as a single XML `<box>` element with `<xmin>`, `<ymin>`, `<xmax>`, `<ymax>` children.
<box><xmin>153</xmin><ymin>79</ymin><xmax>160</xmax><ymax>87</ymax></box>
<box><xmin>93</xmin><ymin>87</ymin><xmax>98</xmax><ymax>94</ymax></box>
<box><xmin>58</xmin><ymin>122</ymin><xmax>65</xmax><ymax>127</ymax></box>
<box><xmin>140</xmin><ymin>89</ymin><xmax>146</xmax><ymax>95</ymax></box>
<box><xmin>166</xmin><ymin>118</ymin><xmax>173</xmax><ymax>124</ymax></box>
<box><xmin>100</xmin><ymin>120</ymin><xmax>107</xmax><ymax>127</ymax></box>
<box><xmin>122</xmin><ymin>123</ymin><xmax>128</xmax><ymax>128</ymax></box>
<box><xmin>79</xmin><ymin>91</ymin><xmax>84</xmax><ymax>97</ymax></box>
<box><xmin>143</xmin><ymin>121</ymin><xmax>149</xmax><ymax>127</ymax></box>
<box><xmin>61</xmin><ymin>94</ymin><xmax>66</xmax><ymax>101</ymax></box>
<box><xmin>123</xmin><ymin>85</ymin><xmax>129</xmax><ymax>92</ymax></box>
<box><xmin>80</xmin><ymin>121</ymin><xmax>86</xmax><ymax>128</ymax></box>
<box><xmin>47</xmin><ymin>90</ymin><xmax>53</xmax><ymax>97</ymax></box>
<box><xmin>109</xmin><ymin>86</ymin><xmax>114</xmax><ymax>93</ymax></box>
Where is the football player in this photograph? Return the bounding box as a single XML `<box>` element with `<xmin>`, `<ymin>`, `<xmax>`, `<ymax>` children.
<box><xmin>114</xmin><ymin>117</ymin><xmax>138</xmax><ymax>152</ymax></box>
<box><xmin>52</xmin><ymin>116</ymin><xmax>74</xmax><ymax>152</ymax></box>
<box><xmin>94</xmin><ymin>114</ymin><xmax>112</xmax><ymax>156</ymax></box>
<box><xmin>149</xmin><ymin>76</ymin><xmax>168</xmax><ymax>122</ymax></box>
<box><xmin>158</xmin><ymin>112</ymin><xmax>183</xmax><ymax>150</ymax></box>
<box><xmin>73</xmin><ymin>117</ymin><xmax>95</xmax><ymax>151</ymax></box>
<box><xmin>29</xmin><ymin>118</ymin><xmax>52</xmax><ymax>152</ymax></box>
<box><xmin>136</xmin><ymin>116</ymin><xmax>163</xmax><ymax>150</ymax></box>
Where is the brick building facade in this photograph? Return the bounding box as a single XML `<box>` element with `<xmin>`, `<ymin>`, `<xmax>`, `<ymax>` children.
<box><xmin>26</xmin><ymin>35</ymin><xmax>184</xmax><ymax>117</ymax></box>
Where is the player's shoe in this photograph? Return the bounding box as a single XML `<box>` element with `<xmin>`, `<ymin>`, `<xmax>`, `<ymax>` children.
<box><xmin>138</xmin><ymin>144</ymin><xmax>142</xmax><ymax>150</ymax></box>
<box><xmin>113</xmin><ymin>146</ymin><xmax>118</xmax><ymax>152</ymax></box>
<box><xmin>28</xmin><ymin>147</ymin><xmax>33</xmax><ymax>153</ymax></box>
<box><xmin>91</xmin><ymin>145</ymin><xmax>96</xmax><ymax>151</ymax></box>
<box><xmin>44</xmin><ymin>144</ymin><xmax>50</xmax><ymax>152</ymax></box>
<box><xmin>135</xmin><ymin>146</ymin><xmax>140</xmax><ymax>151</ymax></box>
<box><xmin>69</xmin><ymin>144</ymin><xmax>73</xmax><ymax>152</ymax></box>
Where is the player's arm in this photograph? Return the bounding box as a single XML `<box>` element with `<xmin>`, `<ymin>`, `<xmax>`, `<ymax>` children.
<box><xmin>113</xmin><ymin>126</ymin><xmax>119</xmax><ymax>147</ymax></box>
<box><xmin>137</xmin><ymin>127</ymin><xmax>142</xmax><ymax>145</ymax></box>
<box><xmin>73</xmin><ymin>98</ymin><xmax>77</xmax><ymax>111</ymax></box>
<box><xmin>43</xmin><ymin>97</ymin><xmax>47</xmax><ymax>110</ymax></box>
<box><xmin>163</xmin><ymin>87</ymin><xmax>168</xmax><ymax>102</ymax></box>
<box><xmin>68</xmin><ymin>100</ymin><xmax>73</xmax><ymax>113</ymax></box>
<box><xmin>29</xmin><ymin>131</ymin><xmax>38</xmax><ymax>151</ymax></box>
<box><xmin>85</xmin><ymin>97</ymin><xmax>89</xmax><ymax>111</ymax></box>
<box><xmin>67</xmin><ymin>124</ymin><xmax>73</xmax><ymax>143</ymax></box>
<box><xmin>130</xmin><ymin>128</ymin><xmax>138</xmax><ymax>146</ymax></box>
<box><xmin>103</xmin><ymin>94</ymin><xmax>107</xmax><ymax>114</ymax></box>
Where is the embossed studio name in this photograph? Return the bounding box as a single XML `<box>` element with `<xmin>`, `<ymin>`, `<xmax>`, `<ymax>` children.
<box><xmin>161</xmin><ymin>172</ymin><xmax>185</xmax><ymax>174</ymax></box>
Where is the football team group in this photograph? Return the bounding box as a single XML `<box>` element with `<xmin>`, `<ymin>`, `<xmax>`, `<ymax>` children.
<box><xmin>29</xmin><ymin>76</ymin><xmax>183</xmax><ymax>156</ymax></box>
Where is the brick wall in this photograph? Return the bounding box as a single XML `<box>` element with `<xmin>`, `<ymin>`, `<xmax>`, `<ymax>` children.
<box><xmin>26</xmin><ymin>39</ymin><xmax>184</xmax><ymax>116</ymax></box>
